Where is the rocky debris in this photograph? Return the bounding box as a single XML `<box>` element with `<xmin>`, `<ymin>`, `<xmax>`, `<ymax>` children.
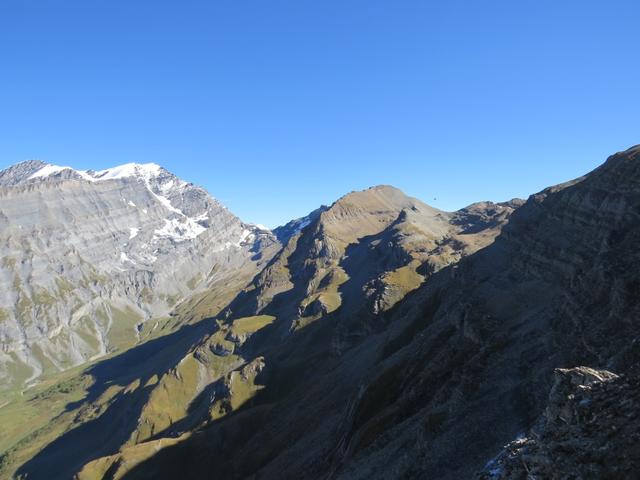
<box><xmin>451</xmin><ymin>199</ymin><xmax>525</xmax><ymax>234</ymax></box>
<box><xmin>479</xmin><ymin>365</ymin><xmax>640</xmax><ymax>479</ymax></box>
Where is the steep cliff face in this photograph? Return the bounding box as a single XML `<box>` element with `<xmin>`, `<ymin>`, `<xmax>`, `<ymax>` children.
<box><xmin>0</xmin><ymin>161</ymin><xmax>276</xmax><ymax>388</ymax></box>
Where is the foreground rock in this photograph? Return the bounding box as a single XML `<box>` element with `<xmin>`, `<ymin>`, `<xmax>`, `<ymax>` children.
<box><xmin>480</xmin><ymin>365</ymin><xmax>640</xmax><ymax>479</ymax></box>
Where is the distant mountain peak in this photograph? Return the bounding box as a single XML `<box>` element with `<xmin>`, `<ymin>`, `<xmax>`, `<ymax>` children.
<box><xmin>26</xmin><ymin>161</ymin><xmax>169</xmax><ymax>184</ymax></box>
<box><xmin>0</xmin><ymin>157</ymin><xmax>279</xmax><ymax>391</ymax></box>
<box><xmin>0</xmin><ymin>160</ymin><xmax>178</xmax><ymax>188</ymax></box>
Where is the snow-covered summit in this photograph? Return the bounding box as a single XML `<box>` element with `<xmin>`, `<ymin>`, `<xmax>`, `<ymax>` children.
<box><xmin>27</xmin><ymin>161</ymin><xmax>165</xmax><ymax>183</ymax></box>
<box><xmin>0</xmin><ymin>160</ymin><xmax>169</xmax><ymax>187</ymax></box>
<box><xmin>87</xmin><ymin>162</ymin><xmax>164</xmax><ymax>182</ymax></box>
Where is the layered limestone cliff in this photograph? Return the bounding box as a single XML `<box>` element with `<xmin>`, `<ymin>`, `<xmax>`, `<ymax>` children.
<box><xmin>0</xmin><ymin>161</ymin><xmax>275</xmax><ymax>388</ymax></box>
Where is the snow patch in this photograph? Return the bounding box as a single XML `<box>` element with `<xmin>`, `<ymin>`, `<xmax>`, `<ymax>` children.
<box><xmin>297</xmin><ymin>218</ymin><xmax>311</xmax><ymax>230</ymax></box>
<box><xmin>239</xmin><ymin>229</ymin><xmax>252</xmax><ymax>244</ymax></box>
<box><xmin>129</xmin><ymin>227</ymin><xmax>139</xmax><ymax>239</ymax></box>
<box><xmin>28</xmin><ymin>164</ymin><xmax>73</xmax><ymax>180</ymax></box>
<box><xmin>90</xmin><ymin>163</ymin><xmax>163</xmax><ymax>181</ymax></box>
<box><xmin>120</xmin><ymin>252</ymin><xmax>135</xmax><ymax>264</ymax></box>
<box><xmin>154</xmin><ymin>218</ymin><xmax>206</xmax><ymax>242</ymax></box>
<box><xmin>210</xmin><ymin>228</ymin><xmax>254</xmax><ymax>252</ymax></box>
<box><xmin>29</xmin><ymin>162</ymin><xmax>163</xmax><ymax>183</ymax></box>
<box><xmin>152</xmin><ymin>191</ymin><xmax>182</xmax><ymax>215</ymax></box>
<box><xmin>193</xmin><ymin>212</ymin><xmax>209</xmax><ymax>222</ymax></box>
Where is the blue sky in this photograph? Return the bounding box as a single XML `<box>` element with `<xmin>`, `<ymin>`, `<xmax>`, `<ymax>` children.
<box><xmin>1</xmin><ymin>1</ymin><xmax>638</xmax><ymax>227</ymax></box>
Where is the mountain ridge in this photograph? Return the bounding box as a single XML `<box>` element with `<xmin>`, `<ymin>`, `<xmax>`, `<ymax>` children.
<box><xmin>0</xmin><ymin>170</ymin><xmax>524</xmax><ymax>479</ymax></box>
<box><xmin>2</xmin><ymin>147</ymin><xmax>640</xmax><ymax>479</ymax></box>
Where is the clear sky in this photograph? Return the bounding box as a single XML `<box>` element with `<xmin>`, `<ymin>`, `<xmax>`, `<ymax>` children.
<box><xmin>1</xmin><ymin>1</ymin><xmax>638</xmax><ymax>227</ymax></box>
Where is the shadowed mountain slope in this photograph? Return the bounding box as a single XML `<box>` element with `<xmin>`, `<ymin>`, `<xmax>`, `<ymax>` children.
<box><xmin>5</xmin><ymin>185</ymin><xmax>520</xmax><ymax>479</ymax></box>
<box><xmin>7</xmin><ymin>145</ymin><xmax>640</xmax><ymax>479</ymax></box>
<box><xmin>79</xmin><ymin>145</ymin><xmax>640</xmax><ymax>479</ymax></box>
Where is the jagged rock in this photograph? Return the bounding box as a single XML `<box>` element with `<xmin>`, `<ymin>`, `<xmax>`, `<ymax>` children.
<box><xmin>546</xmin><ymin>367</ymin><xmax>618</xmax><ymax>425</ymax></box>
<box><xmin>479</xmin><ymin>366</ymin><xmax>640</xmax><ymax>479</ymax></box>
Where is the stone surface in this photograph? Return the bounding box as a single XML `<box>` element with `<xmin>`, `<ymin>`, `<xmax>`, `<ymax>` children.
<box><xmin>479</xmin><ymin>366</ymin><xmax>640</xmax><ymax>479</ymax></box>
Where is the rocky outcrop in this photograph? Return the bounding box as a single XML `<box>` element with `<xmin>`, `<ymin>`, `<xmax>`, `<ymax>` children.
<box><xmin>480</xmin><ymin>365</ymin><xmax>640</xmax><ymax>479</ymax></box>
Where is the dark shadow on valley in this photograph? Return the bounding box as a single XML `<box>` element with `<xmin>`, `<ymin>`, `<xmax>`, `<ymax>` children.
<box><xmin>117</xmin><ymin>308</ymin><xmax>353</xmax><ymax>480</ymax></box>
<box><xmin>16</xmin><ymin>317</ymin><xmax>218</xmax><ymax>480</ymax></box>
<box><xmin>19</xmin><ymin>212</ymin><xmax>467</xmax><ymax>480</ymax></box>
<box><xmin>117</xmin><ymin>219</ymin><xmax>445</xmax><ymax>479</ymax></box>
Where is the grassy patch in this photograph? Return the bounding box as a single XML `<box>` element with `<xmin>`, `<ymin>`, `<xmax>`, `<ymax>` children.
<box><xmin>0</xmin><ymin>366</ymin><xmax>92</xmax><ymax>475</ymax></box>
<box><xmin>383</xmin><ymin>263</ymin><xmax>424</xmax><ymax>291</ymax></box>
<box><xmin>105</xmin><ymin>305</ymin><xmax>142</xmax><ymax>352</ymax></box>
<box><xmin>54</xmin><ymin>277</ymin><xmax>76</xmax><ymax>298</ymax></box>
<box><xmin>186</xmin><ymin>273</ymin><xmax>203</xmax><ymax>290</ymax></box>
<box><xmin>31</xmin><ymin>287</ymin><xmax>57</xmax><ymax>307</ymax></box>
<box><xmin>230</xmin><ymin>315</ymin><xmax>275</xmax><ymax>336</ymax></box>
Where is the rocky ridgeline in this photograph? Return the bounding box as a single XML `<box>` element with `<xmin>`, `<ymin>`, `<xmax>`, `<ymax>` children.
<box><xmin>227</xmin><ymin>185</ymin><xmax>518</xmax><ymax>335</ymax></box>
<box><xmin>3</xmin><ymin>146</ymin><xmax>640</xmax><ymax>479</ymax></box>
<box><xmin>330</xmin><ymin>146</ymin><xmax>640</xmax><ymax>479</ymax></box>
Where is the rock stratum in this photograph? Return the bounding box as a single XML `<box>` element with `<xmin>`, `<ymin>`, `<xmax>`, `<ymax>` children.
<box><xmin>1</xmin><ymin>145</ymin><xmax>640</xmax><ymax>479</ymax></box>
<box><xmin>0</xmin><ymin>161</ymin><xmax>276</xmax><ymax>388</ymax></box>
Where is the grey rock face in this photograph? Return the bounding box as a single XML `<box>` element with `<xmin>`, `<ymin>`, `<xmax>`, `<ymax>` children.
<box><xmin>0</xmin><ymin>161</ymin><xmax>275</xmax><ymax>388</ymax></box>
<box><xmin>479</xmin><ymin>366</ymin><xmax>639</xmax><ymax>479</ymax></box>
<box><xmin>272</xmin><ymin>205</ymin><xmax>328</xmax><ymax>244</ymax></box>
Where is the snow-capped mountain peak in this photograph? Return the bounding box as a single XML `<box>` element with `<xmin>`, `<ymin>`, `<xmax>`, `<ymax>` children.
<box><xmin>26</xmin><ymin>161</ymin><xmax>166</xmax><ymax>183</ymax></box>
<box><xmin>87</xmin><ymin>162</ymin><xmax>164</xmax><ymax>181</ymax></box>
<box><xmin>0</xmin><ymin>159</ymin><xmax>279</xmax><ymax>388</ymax></box>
